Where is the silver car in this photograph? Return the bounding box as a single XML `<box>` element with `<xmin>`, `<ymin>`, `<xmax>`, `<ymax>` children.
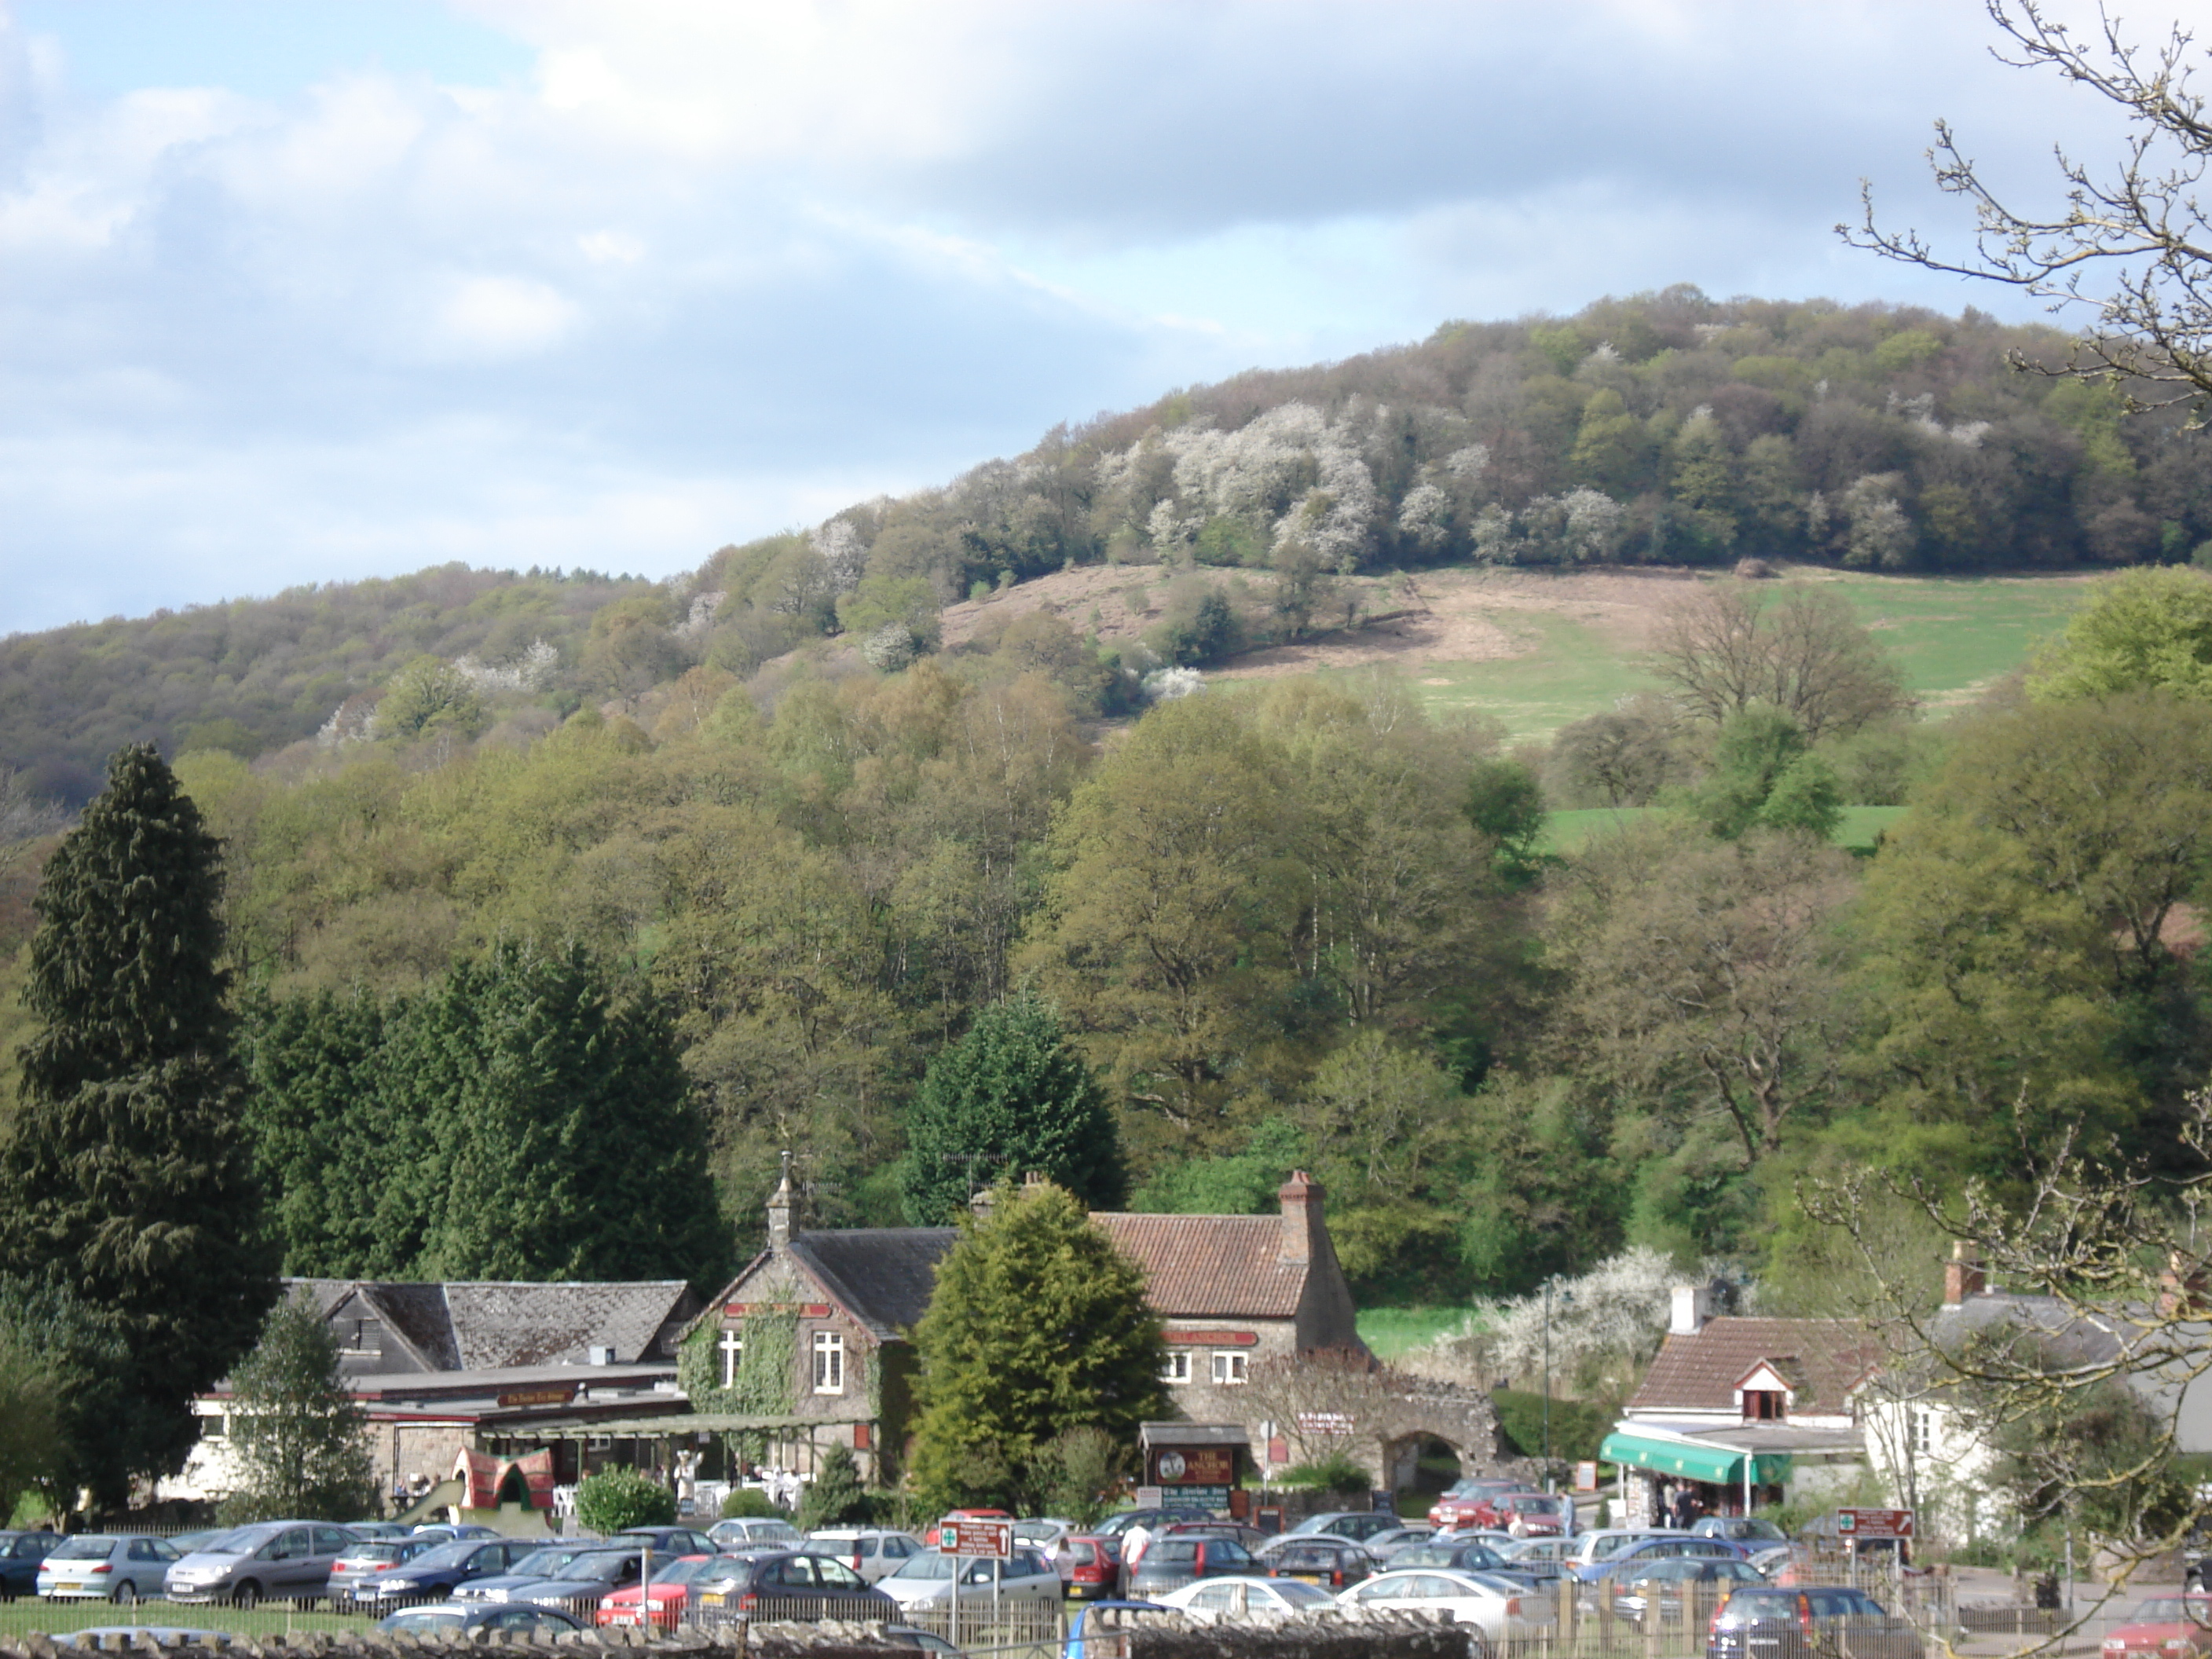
<box><xmin>37</xmin><ymin>1536</ymin><xmax>181</xmax><ymax>1604</ymax></box>
<box><xmin>163</xmin><ymin>1522</ymin><xmax>359</xmax><ymax>1607</ymax></box>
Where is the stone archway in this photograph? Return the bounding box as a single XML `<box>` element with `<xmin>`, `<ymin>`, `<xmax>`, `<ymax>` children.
<box><xmin>1382</xmin><ymin>1431</ymin><xmax>1463</xmax><ymax>1498</ymax></box>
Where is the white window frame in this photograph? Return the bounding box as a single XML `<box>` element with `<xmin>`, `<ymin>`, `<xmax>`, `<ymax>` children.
<box><xmin>719</xmin><ymin>1328</ymin><xmax>744</xmax><ymax>1389</ymax></box>
<box><xmin>1910</xmin><ymin>1406</ymin><xmax>1935</xmax><ymax>1456</ymax></box>
<box><xmin>812</xmin><ymin>1330</ymin><xmax>845</xmax><ymax>1394</ymax></box>
<box><xmin>1211</xmin><ymin>1350</ymin><xmax>1248</xmax><ymax>1386</ymax></box>
<box><xmin>1161</xmin><ymin>1351</ymin><xmax>1192</xmax><ymax>1385</ymax></box>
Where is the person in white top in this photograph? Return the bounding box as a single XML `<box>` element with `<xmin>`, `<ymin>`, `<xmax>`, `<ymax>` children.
<box><xmin>1122</xmin><ymin>1522</ymin><xmax>1152</xmax><ymax>1569</ymax></box>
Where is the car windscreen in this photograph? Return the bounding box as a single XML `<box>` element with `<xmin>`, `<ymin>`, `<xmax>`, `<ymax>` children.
<box><xmin>406</xmin><ymin>1541</ymin><xmax>484</xmax><ymax>1570</ymax></box>
<box><xmin>196</xmin><ymin>1530</ymin><xmax>259</xmax><ymax>1557</ymax></box>
<box><xmin>546</xmin><ymin>1552</ymin><xmax>639</xmax><ymax>1581</ymax></box>
<box><xmin>49</xmin><ymin>1538</ymin><xmax>118</xmax><ymax>1561</ymax></box>
<box><xmin>888</xmin><ymin>1554</ymin><xmax>958</xmax><ymax>1581</ymax></box>
<box><xmin>650</xmin><ymin>1558</ymin><xmax>712</xmax><ymax>1586</ymax></box>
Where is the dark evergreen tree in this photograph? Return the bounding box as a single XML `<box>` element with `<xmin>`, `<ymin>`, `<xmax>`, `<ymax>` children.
<box><xmin>396</xmin><ymin>941</ymin><xmax>724</xmax><ymax>1284</ymax></box>
<box><xmin>0</xmin><ymin>744</ymin><xmax>278</xmax><ymax>1499</ymax></box>
<box><xmin>908</xmin><ymin>1177</ymin><xmax>1166</xmax><ymax>1514</ymax></box>
<box><xmin>238</xmin><ymin>991</ymin><xmax>395</xmax><ymax>1276</ymax></box>
<box><xmin>898</xmin><ymin>994</ymin><xmax>1126</xmax><ymax>1225</ymax></box>
<box><xmin>218</xmin><ymin>1296</ymin><xmax>377</xmax><ymax>1524</ymax></box>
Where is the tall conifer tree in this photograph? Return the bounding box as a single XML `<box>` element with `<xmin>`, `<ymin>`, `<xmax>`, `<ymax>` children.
<box><xmin>0</xmin><ymin>743</ymin><xmax>277</xmax><ymax>1499</ymax></box>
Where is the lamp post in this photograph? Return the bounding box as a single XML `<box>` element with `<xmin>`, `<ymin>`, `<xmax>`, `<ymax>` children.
<box><xmin>1542</xmin><ymin>1280</ymin><xmax>1574</xmax><ymax>1485</ymax></box>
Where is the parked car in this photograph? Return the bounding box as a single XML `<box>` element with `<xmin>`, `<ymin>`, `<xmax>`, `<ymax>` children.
<box><xmin>1093</xmin><ymin>1508</ymin><xmax>1211</xmax><ymax>1542</ymax></box>
<box><xmin>163</xmin><ymin>1532</ymin><xmax>228</xmax><ymax>1559</ymax></box>
<box><xmin>1577</xmin><ymin>1536</ymin><xmax>1751</xmax><ymax>1586</ymax></box>
<box><xmin>1706</xmin><ymin>1584</ymin><xmax>1923</xmax><ymax>1659</ymax></box>
<box><xmin>1063</xmin><ymin>1536</ymin><xmax>1122</xmax><ymax>1602</ymax></box>
<box><xmin>2100</xmin><ymin>1595</ymin><xmax>2212</xmax><ymax>1657</ymax></box>
<box><xmin>1610</xmin><ymin>1558</ymin><xmax>1767</xmax><ymax>1626</ymax></box>
<box><xmin>350</xmin><ymin>1536</ymin><xmax>549</xmax><ymax>1610</ymax></box>
<box><xmin>36</xmin><ymin>1536</ymin><xmax>183</xmax><ymax>1604</ymax></box>
<box><xmin>163</xmin><ymin>1522</ymin><xmax>360</xmax><ymax>1607</ymax></box>
<box><xmin>1126</xmin><ymin>1536</ymin><xmax>1259</xmax><ymax>1599</ymax></box>
<box><xmin>1385</xmin><ymin>1539</ymin><xmax>1514</xmax><ymax>1575</ymax></box>
<box><xmin>1287</xmin><ymin>1511</ymin><xmax>1403</xmax><ymax>1544</ymax></box>
<box><xmin>1253</xmin><ymin>1536</ymin><xmax>1378</xmax><ymax>1591</ymax></box>
<box><xmin>1478</xmin><ymin>1492</ymin><xmax>1569</xmax><ymax>1538</ymax></box>
<box><xmin>1693</xmin><ymin>1518</ymin><xmax>1788</xmax><ymax>1545</ymax></box>
<box><xmin>1427</xmin><ymin>1479</ymin><xmax>1525</xmax><ymax>1530</ymax></box>
<box><xmin>493</xmin><ymin>1546</ymin><xmax>671</xmax><ymax>1610</ymax></box>
<box><xmin>1064</xmin><ymin>1600</ymin><xmax>1180</xmax><ymax>1659</ymax></box>
<box><xmin>409</xmin><ymin>1523</ymin><xmax>500</xmax><ymax>1541</ymax></box>
<box><xmin>694</xmin><ymin>1550</ymin><xmax>897</xmax><ymax>1619</ymax></box>
<box><xmin>613</xmin><ymin>1525</ymin><xmax>719</xmax><ymax>1556</ymax></box>
<box><xmin>451</xmin><ymin>1543</ymin><xmax>603</xmax><ymax>1603</ymax></box>
<box><xmin>1155</xmin><ymin>1576</ymin><xmax>1339</xmax><ymax>1616</ymax></box>
<box><xmin>375</xmin><ymin>1603</ymin><xmax>587</xmax><ymax>1639</ymax></box>
<box><xmin>0</xmin><ymin>1533</ymin><xmax>63</xmax><ymax>1601</ymax></box>
<box><xmin>709</xmin><ymin>1517</ymin><xmax>804</xmax><ymax>1549</ymax></box>
<box><xmin>329</xmin><ymin>1535</ymin><xmax>443</xmax><ymax>1604</ymax></box>
<box><xmin>1014</xmin><ymin>1521</ymin><xmax>1075</xmax><ymax>1552</ymax></box>
<box><xmin>881</xmin><ymin>1547</ymin><xmax>1064</xmax><ymax>1611</ymax></box>
<box><xmin>1561</xmin><ymin>1530</ymin><xmax>1678</xmax><ymax>1571</ymax></box>
<box><xmin>806</xmin><ymin>1529</ymin><xmax>928</xmax><ymax>1584</ymax></box>
<box><xmin>342</xmin><ymin>1524</ymin><xmax>411</xmax><ymax>1541</ymax></box>
<box><xmin>1335</xmin><ymin>1569</ymin><xmax>1555</xmax><ymax>1645</ymax></box>
<box><xmin>1362</xmin><ymin>1526</ymin><xmax>1437</xmax><ymax>1557</ymax></box>
<box><xmin>595</xmin><ymin>1555</ymin><xmax>723</xmax><ymax>1631</ymax></box>
<box><xmin>1160</xmin><ymin>1522</ymin><xmax>1271</xmax><ymax>1552</ymax></box>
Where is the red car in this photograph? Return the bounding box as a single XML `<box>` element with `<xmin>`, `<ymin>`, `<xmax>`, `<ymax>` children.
<box><xmin>922</xmin><ymin>1509</ymin><xmax>1014</xmax><ymax>1548</ymax></box>
<box><xmin>1064</xmin><ymin>1536</ymin><xmax>1121</xmax><ymax>1602</ymax></box>
<box><xmin>595</xmin><ymin>1556</ymin><xmax>717</xmax><ymax>1632</ymax></box>
<box><xmin>2102</xmin><ymin>1596</ymin><xmax>2212</xmax><ymax>1658</ymax></box>
<box><xmin>1428</xmin><ymin>1478</ymin><xmax>1524</xmax><ymax>1530</ymax></box>
<box><xmin>1478</xmin><ymin>1492</ymin><xmax>1568</xmax><ymax>1537</ymax></box>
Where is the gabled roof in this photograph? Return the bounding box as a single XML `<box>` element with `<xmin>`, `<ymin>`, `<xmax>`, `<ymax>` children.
<box><xmin>289</xmin><ymin>1278</ymin><xmax>697</xmax><ymax>1370</ymax></box>
<box><xmin>789</xmin><ymin>1229</ymin><xmax>957</xmax><ymax>1342</ymax></box>
<box><xmin>1092</xmin><ymin>1214</ymin><xmax>1307</xmax><ymax>1320</ymax></box>
<box><xmin>1629</xmin><ymin>1317</ymin><xmax>1879</xmax><ymax>1415</ymax></box>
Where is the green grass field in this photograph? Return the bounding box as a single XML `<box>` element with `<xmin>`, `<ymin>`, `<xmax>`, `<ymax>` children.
<box><xmin>1542</xmin><ymin>804</ymin><xmax>1907</xmax><ymax>855</ymax></box>
<box><xmin>1354</xmin><ymin>1306</ymin><xmax>1470</xmax><ymax>1360</ymax></box>
<box><xmin>1337</xmin><ymin>569</ymin><xmax>2092</xmax><ymax>745</ymax></box>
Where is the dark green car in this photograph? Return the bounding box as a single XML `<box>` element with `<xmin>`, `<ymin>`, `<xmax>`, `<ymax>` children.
<box><xmin>0</xmin><ymin>1533</ymin><xmax>62</xmax><ymax>1600</ymax></box>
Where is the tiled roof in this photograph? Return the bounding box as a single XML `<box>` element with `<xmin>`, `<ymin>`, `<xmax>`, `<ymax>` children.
<box><xmin>789</xmin><ymin>1230</ymin><xmax>957</xmax><ymax>1342</ymax></box>
<box><xmin>285</xmin><ymin>1277</ymin><xmax>696</xmax><ymax>1372</ymax></box>
<box><xmin>1093</xmin><ymin>1213</ymin><xmax>1306</xmax><ymax>1320</ymax></box>
<box><xmin>1628</xmin><ymin>1317</ymin><xmax>1881</xmax><ymax>1414</ymax></box>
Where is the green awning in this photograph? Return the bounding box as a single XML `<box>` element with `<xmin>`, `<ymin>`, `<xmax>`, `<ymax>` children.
<box><xmin>1599</xmin><ymin>1432</ymin><xmax>1793</xmax><ymax>1485</ymax></box>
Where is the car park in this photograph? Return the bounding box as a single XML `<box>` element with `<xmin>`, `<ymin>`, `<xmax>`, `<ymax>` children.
<box><xmin>1561</xmin><ymin>1529</ymin><xmax>1677</xmax><ymax>1572</ymax></box>
<box><xmin>1253</xmin><ymin>1536</ymin><xmax>1377</xmax><ymax>1590</ymax></box>
<box><xmin>1094</xmin><ymin>1508</ymin><xmax>1211</xmax><ymax>1543</ymax></box>
<box><xmin>163</xmin><ymin>1522</ymin><xmax>360</xmax><ymax>1607</ymax></box>
<box><xmin>1427</xmin><ymin>1479</ymin><xmax>1524</xmax><ymax>1531</ymax></box>
<box><xmin>492</xmin><ymin>1546</ymin><xmax>670</xmax><ymax>1611</ymax></box>
<box><xmin>595</xmin><ymin>1556</ymin><xmax>724</xmax><ymax>1630</ymax></box>
<box><xmin>342</xmin><ymin>1524</ymin><xmax>411</xmax><ymax>1542</ymax></box>
<box><xmin>1288</xmin><ymin>1511</ymin><xmax>1403</xmax><ymax>1544</ymax></box>
<box><xmin>881</xmin><ymin>1547</ymin><xmax>1064</xmax><ymax>1611</ymax></box>
<box><xmin>375</xmin><ymin>1603</ymin><xmax>587</xmax><ymax>1639</ymax></box>
<box><xmin>408</xmin><ymin>1523</ymin><xmax>500</xmax><ymax>1542</ymax></box>
<box><xmin>1126</xmin><ymin>1536</ymin><xmax>1259</xmax><ymax>1599</ymax></box>
<box><xmin>350</xmin><ymin>1536</ymin><xmax>548</xmax><ymax>1610</ymax></box>
<box><xmin>806</xmin><ymin>1529</ymin><xmax>927</xmax><ymax>1584</ymax></box>
<box><xmin>1014</xmin><ymin>1521</ymin><xmax>1075</xmax><ymax>1552</ymax></box>
<box><xmin>1706</xmin><ymin>1584</ymin><xmax>1923</xmax><ymax>1659</ymax></box>
<box><xmin>1335</xmin><ymin>1569</ymin><xmax>1555</xmax><ymax>1644</ymax></box>
<box><xmin>1160</xmin><ymin>1522</ymin><xmax>1271</xmax><ymax>1553</ymax></box>
<box><xmin>613</xmin><ymin>1525</ymin><xmax>720</xmax><ymax>1556</ymax></box>
<box><xmin>694</xmin><ymin>1550</ymin><xmax>898</xmax><ymax>1619</ymax></box>
<box><xmin>452</xmin><ymin>1543</ymin><xmax>602</xmax><ymax>1602</ymax></box>
<box><xmin>1385</xmin><ymin>1539</ymin><xmax>1514</xmax><ymax>1575</ymax></box>
<box><xmin>1576</xmin><ymin>1536</ymin><xmax>1751</xmax><ymax>1584</ymax></box>
<box><xmin>1693</xmin><ymin>1518</ymin><xmax>1787</xmax><ymax>1545</ymax></box>
<box><xmin>1063</xmin><ymin>1536</ymin><xmax>1122</xmax><ymax>1602</ymax></box>
<box><xmin>0</xmin><ymin>1533</ymin><xmax>63</xmax><ymax>1601</ymax></box>
<box><xmin>1362</xmin><ymin>1526</ymin><xmax>1437</xmax><ymax>1557</ymax></box>
<box><xmin>1155</xmin><ymin>1576</ymin><xmax>1339</xmax><ymax>1616</ymax></box>
<box><xmin>2101</xmin><ymin>1595</ymin><xmax>2212</xmax><ymax>1658</ymax></box>
<box><xmin>1610</xmin><ymin>1558</ymin><xmax>1767</xmax><ymax>1626</ymax></box>
<box><xmin>35</xmin><ymin>1536</ymin><xmax>182</xmax><ymax>1604</ymax></box>
<box><xmin>328</xmin><ymin>1535</ymin><xmax>442</xmax><ymax>1603</ymax></box>
<box><xmin>709</xmin><ymin>1517</ymin><xmax>804</xmax><ymax>1549</ymax></box>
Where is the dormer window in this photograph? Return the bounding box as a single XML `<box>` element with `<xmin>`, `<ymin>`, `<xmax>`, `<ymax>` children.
<box><xmin>1744</xmin><ymin>1389</ymin><xmax>1786</xmax><ymax>1422</ymax></box>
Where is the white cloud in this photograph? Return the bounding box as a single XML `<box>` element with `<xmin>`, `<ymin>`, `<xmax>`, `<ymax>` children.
<box><xmin>432</xmin><ymin>273</ymin><xmax>580</xmax><ymax>357</ymax></box>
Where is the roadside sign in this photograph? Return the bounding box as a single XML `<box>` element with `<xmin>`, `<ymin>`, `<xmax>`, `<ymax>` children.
<box><xmin>1837</xmin><ymin>1507</ymin><xmax>1914</xmax><ymax>1540</ymax></box>
<box><xmin>941</xmin><ymin>1518</ymin><xmax>1014</xmax><ymax>1559</ymax></box>
<box><xmin>1573</xmin><ymin>1460</ymin><xmax>1599</xmax><ymax>1493</ymax></box>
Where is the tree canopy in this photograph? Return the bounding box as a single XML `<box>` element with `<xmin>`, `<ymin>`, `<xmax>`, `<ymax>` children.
<box><xmin>217</xmin><ymin>1296</ymin><xmax>378</xmax><ymax>1524</ymax></box>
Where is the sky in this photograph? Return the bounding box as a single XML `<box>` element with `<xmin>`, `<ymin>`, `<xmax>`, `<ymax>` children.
<box><xmin>0</xmin><ymin>0</ymin><xmax>2152</xmax><ymax>635</ymax></box>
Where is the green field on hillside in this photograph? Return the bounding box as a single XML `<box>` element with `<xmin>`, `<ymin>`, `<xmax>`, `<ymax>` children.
<box><xmin>1542</xmin><ymin>804</ymin><xmax>1908</xmax><ymax>855</ymax></box>
<box><xmin>1355</xmin><ymin>1306</ymin><xmax>1470</xmax><ymax>1360</ymax></box>
<box><xmin>1327</xmin><ymin>570</ymin><xmax>2090</xmax><ymax>745</ymax></box>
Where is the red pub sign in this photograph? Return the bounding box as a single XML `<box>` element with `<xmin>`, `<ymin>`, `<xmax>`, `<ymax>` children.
<box><xmin>1151</xmin><ymin>1446</ymin><xmax>1237</xmax><ymax>1486</ymax></box>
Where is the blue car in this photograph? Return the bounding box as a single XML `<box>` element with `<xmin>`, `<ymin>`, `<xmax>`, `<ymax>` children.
<box><xmin>0</xmin><ymin>1533</ymin><xmax>61</xmax><ymax>1601</ymax></box>
<box><xmin>1572</xmin><ymin>1536</ymin><xmax>1752</xmax><ymax>1584</ymax></box>
<box><xmin>1064</xmin><ymin>1600</ymin><xmax>1175</xmax><ymax>1659</ymax></box>
<box><xmin>351</xmin><ymin>1537</ymin><xmax>548</xmax><ymax>1608</ymax></box>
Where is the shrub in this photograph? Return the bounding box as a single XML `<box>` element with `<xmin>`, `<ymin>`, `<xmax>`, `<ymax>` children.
<box><xmin>720</xmin><ymin>1485</ymin><xmax>779</xmax><ymax>1519</ymax></box>
<box><xmin>576</xmin><ymin>1467</ymin><xmax>676</xmax><ymax>1533</ymax></box>
<box><xmin>1273</xmin><ymin>1455</ymin><xmax>1371</xmax><ymax>1496</ymax></box>
<box><xmin>797</xmin><ymin>1444</ymin><xmax>869</xmax><ymax>1531</ymax></box>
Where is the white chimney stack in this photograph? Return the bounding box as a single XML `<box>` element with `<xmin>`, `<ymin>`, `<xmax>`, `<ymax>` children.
<box><xmin>1670</xmin><ymin>1284</ymin><xmax>1712</xmax><ymax>1336</ymax></box>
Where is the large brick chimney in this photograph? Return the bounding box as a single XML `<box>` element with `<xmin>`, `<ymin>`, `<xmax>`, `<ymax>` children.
<box><xmin>1278</xmin><ymin>1170</ymin><xmax>1323</xmax><ymax>1265</ymax></box>
<box><xmin>1943</xmin><ymin>1240</ymin><xmax>1984</xmax><ymax>1307</ymax></box>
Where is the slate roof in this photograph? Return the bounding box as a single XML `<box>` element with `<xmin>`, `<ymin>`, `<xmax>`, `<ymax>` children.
<box><xmin>1092</xmin><ymin>1213</ymin><xmax>1308</xmax><ymax>1320</ymax></box>
<box><xmin>1628</xmin><ymin>1317</ymin><xmax>1881</xmax><ymax>1415</ymax></box>
<box><xmin>788</xmin><ymin>1230</ymin><xmax>957</xmax><ymax>1342</ymax></box>
<box><xmin>288</xmin><ymin>1278</ymin><xmax>698</xmax><ymax>1371</ymax></box>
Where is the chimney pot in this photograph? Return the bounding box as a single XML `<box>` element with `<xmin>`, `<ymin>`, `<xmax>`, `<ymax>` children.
<box><xmin>1943</xmin><ymin>1241</ymin><xmax>1984</xmax><ymax>1307</ymax></box>
<box><xmin>1670</xmin><ymin>1284</ymin><xmax>1712</xmax><ymax>1336</ymax></box>
<box><xmin>767</xmin><ymin>1150</ymin><xmax>795</xmax><ymax>1253</ymax></box>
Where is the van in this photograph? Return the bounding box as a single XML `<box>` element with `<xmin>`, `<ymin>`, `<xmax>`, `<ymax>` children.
<box><xmin>163</xmin><ymin>1522</ymin><xmax>358</xmax><ymax>1607</ymax></box>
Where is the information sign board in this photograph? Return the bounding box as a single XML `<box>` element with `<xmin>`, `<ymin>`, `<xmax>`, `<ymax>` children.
<box><xmin>1836</xmin><ymin>1507</ymin><xmax>1914</xmax><ymax>1540</ymax></box>
<box><xmin>941</xmin><ymin>1518</ymin><xmax>1014</xmax><ymax>1559</ymax></box>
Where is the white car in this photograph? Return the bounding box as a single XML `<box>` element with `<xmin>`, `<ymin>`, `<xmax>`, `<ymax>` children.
<box><xmin>878</xmin><ymin>1547</ymin><xmax>1063</xmax><ymax>1610</ymax></box>
<box><xmin>1336</xmin><ymin>1569</ymin><xmax>1556</xmax><ymax>1644</ymax></box>
<box><xmin>709</xmin><ymin>1518</ymin><xmax>804</xmax><ymax>1548</ymax></box>
<box><xmin>1155</xmin><ymin>1577</ymin><xmax>1340</xmax><ymax>1617</ymax></box>
<box><xmin>806</xmin><ymin>1529</ymin><xmax>928</xmax><ymax>1584</ymax></box>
